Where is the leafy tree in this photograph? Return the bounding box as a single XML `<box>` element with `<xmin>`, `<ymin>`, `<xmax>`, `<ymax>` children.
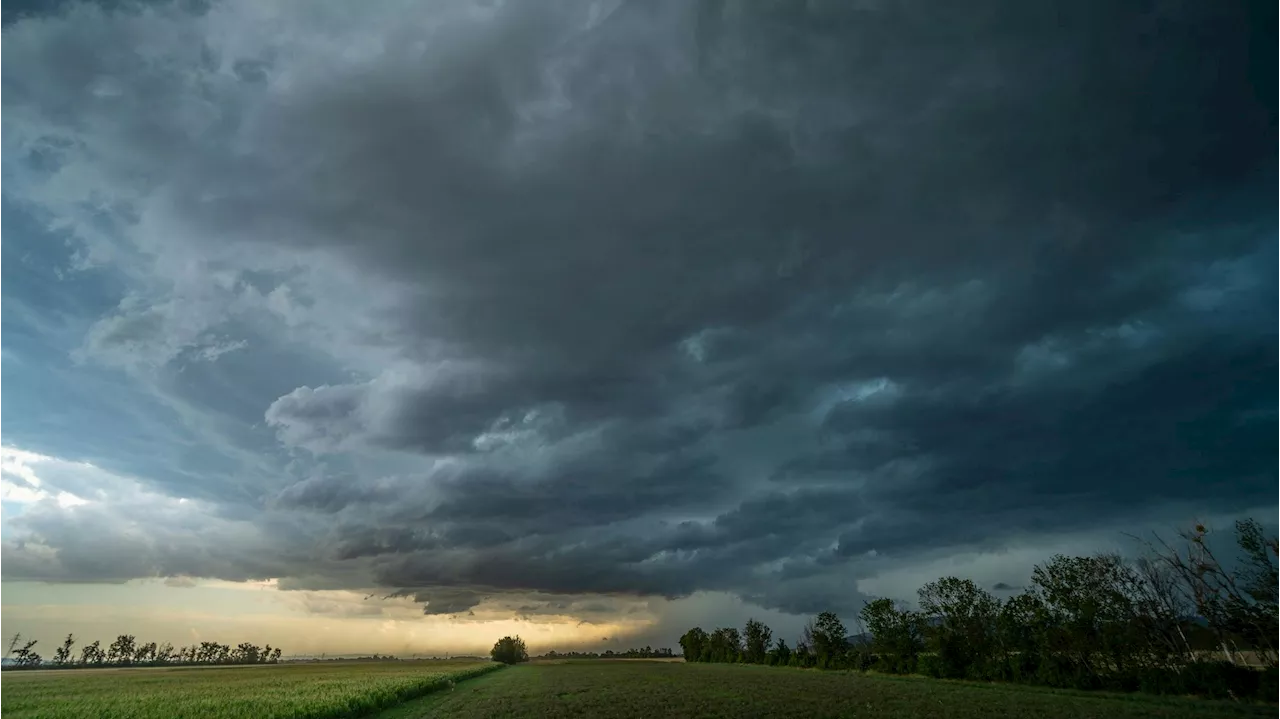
<box><xmin>134</xmin><ymin>642</ymin><xmax>158</xmax><ymax>664</ymax></box>
<box><xmin>490</xmin><ymin>635</ymin><xmax>529</xmax><ymax>665</ymax></box>
<box><xmin>107</xmin><ymin>635</ymin><xmax>137</xmax><ymax>666</ymax></box>
<box><xmin>770</xmin><ymin>638</ymin><xmax>791</xmax><ymax>667</ymax></box>
<box><xmin>80</xmin><ymin>640</ymin><xmax>106</xmax><ymax>666</ymax></box>
<box><xmin>155</xmin><ymin>643</ymin><xmax>176</xmax><ymax>665</ymax></box>
<box><xmin>1032</xmin><ymin>554</ymin><xmax>1137</xmax><ymax>683</ymax></box>
<box><xmin>917</xmin><ymin>577</ymin><xmax>1001</xmax><ymax>678</ymax></box>
<box><xmin>678</xmin><ymin>627</ymin><xmax>708</xmax><ymax>662</ymax></box>
<box><xmin>792</xmin><ymin>639</ymin><xmax>812</xmax><ymax>667</ymax></box>
<box><xmin>707</xmin><ymin>627</ymin><xmax>742</xmax><ymax>663</ymax></box>
<box><xmin>53</xmin><ymin>634</ymin><xmax>76</xmax><ymax>666</ymax></box>
<box><xmin>13</xmin><ymin>639</ymin><xmax>41</xmax><ymax>668</ymax></box>
<box><xmin>234</xmin><ymin>643</ymin><xmax>261</xmax><ymax>664</ymax></box>
<box><xmin>743</xmin><ymin>618</ymin><xmax>773</xmax><ymax>664</ymax></box>
<box><xmin>860</xmin><ymin>598</ymin><xmax>924</xmax><ymax>674</ymax></box>
<box><xmin>811</xmin><ymin>611</ymin><xmax>847</xmax><ymax>668</ymax></box>
<box><xmin>997</xmin><ymin>591</ymin><xmax>1047</xmax><ymax>681</ymax></box>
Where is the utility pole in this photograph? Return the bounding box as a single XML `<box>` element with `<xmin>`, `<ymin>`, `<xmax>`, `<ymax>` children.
<box><xmin>5</xmin><ymin>633</ymin><xmax>23</xmax><ymax>660</ymax></box>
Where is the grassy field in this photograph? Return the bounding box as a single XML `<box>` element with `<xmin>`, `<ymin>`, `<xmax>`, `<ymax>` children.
<box><xmin>376</xmin><ymin>660</ymin><xmax>1275</xmax><ymax>719</ymax></box>
<box><xmin>3</xmin><ymin>659</ymin><xmax>1272</xmax><ymax>718</ymax></box>
<box><xmin>0</xmin><ymin>660</ymin><xmax>498</xmax><ymax>719</ymax></box>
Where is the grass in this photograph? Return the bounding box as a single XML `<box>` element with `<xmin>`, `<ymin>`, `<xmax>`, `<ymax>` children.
<box><xmin>0</xmin><ymin>660</ymin><xmax>500</xmax><ymax>719</ymax></box>
<box><xmin>375</xmin><ymin>660</ymin><xmax>1277</xmax><ymax>719</ymax></box>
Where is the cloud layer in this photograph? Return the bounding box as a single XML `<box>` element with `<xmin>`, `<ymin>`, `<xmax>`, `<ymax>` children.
<box><xmin>2</xmin><ymin>0</ymin><xmax>1275</xmax><ymax>627</ymax></box>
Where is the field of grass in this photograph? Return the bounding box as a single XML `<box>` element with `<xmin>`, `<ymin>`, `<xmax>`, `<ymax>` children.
<box><xmin>0</xmin><ymin>660</ymin><xmax>498</xmax><ymax>719</ymax></box>
<box><xmin>377</xmin><ymin>660</ymin><xmax>1275</xmax><ymax>719</ymax></box>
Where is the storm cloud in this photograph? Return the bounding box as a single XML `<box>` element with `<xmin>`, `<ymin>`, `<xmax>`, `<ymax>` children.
<box><xmin>2</xmin><ymin>0</ymin><xmax>1275</xmax><ymax>625</ymax></box>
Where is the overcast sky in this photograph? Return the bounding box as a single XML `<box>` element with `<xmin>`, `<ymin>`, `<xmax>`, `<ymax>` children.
<box><xmin>2</xmin><ymin>0</ymin><xmax>1276</xmax><ymax>655</ymax></box>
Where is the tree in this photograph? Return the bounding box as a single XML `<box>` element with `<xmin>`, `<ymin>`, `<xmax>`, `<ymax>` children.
<box><xmin>811</xmin><ymin>611</ymin><xmax>847</xmax><ymax>669</ymax></box>
<box><xmin>80</xmin><ymin>640</ymin><xmax>106</xmax><ymax>666</ymax></box>
<box><xmin>1031</xmin><ymin>554</ymin><xmax>1138</xmax><ymax>683</ymax></box>
<box><xmin>13</xmin><ymin>639</ymin><xmax>42</xmax><ymax>668</ymax></box>
<box><xmin>134</xmin><ymin>642</ymin><xmax>158</xmax><ymax>665</ymax></box>
<box><xmin>997</xmin><ymin>591</ymin><xmax>1047</xmax><ymax>681</ymax></box>
<box><xmin>155</xmin><ymin>643</ymin><xmax>176</xmax><ymax>665</ymax></box>
<box><xmin>108</xmin><ymin>635</ymin><xmax>137</xmax><ymax>666</ymax></box>
<box><xmin>678</xmin><ymin>627</ymin><xmax>708</xmax><ymax>662</ymax></box>
<box><xmin>490</xmin><ymin>636</ymin><xmax>528</xmax><ymax>665</ymax></box>
<box><xmin>707</xmin><ymin>627</ymin><xmax>742</xmax><ymax>663</ymax></box>
<box><xmin>743</xmin><ymin>618</ymin><xmax>773</xmax><ymax>664</ymax></box>
<box><xmin>770</xmin><ymin>638</ymin><xmax>791</xmax><ymax>667</ymax></box>
<box><xmin>234</xmin><ymin>643</ymin><xmax>261</xmax><ymax>664</ymax></box>
<box><xmin>860</xmin><ymin>599</ymin><xmax>924</xmax><ymax>674</ymax></box>
<box><xmin>917</xmin><ymin>577</ymin><xmax>1001</xmax><ymax>678</ymax></box>
<box><xmin>1141</xmin><ymin>519</ymin><xmax>1278</xmax><ymax>667</ymax></box>
<box><xmin>1113</xmin><ymin>555</ymin><xmax>1195</xmax><ymax>669</ymax></box>
<box><xmin>53</xmin><ymin>634</ymin><xmax>76</xmax><ymax>666</ymax></box>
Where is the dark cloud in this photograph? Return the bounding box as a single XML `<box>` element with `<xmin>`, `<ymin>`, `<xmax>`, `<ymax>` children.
<box><xmin>1</xmin><ymin>0</ymin><xmax>1275</xmax><ymax>625</ymax></box>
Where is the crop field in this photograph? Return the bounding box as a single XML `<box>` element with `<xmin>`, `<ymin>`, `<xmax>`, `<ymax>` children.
<box><xmin>0</xmin><ymin>660</ymin><xmax>498</xmax><ymax>719</ymax></box>
<box><xmin>377</xmin><ymin>661</ymin><xmax>1275</xmax><ymax>719</ymax></box>
<box><xmin>4</xmin><ymin>659</ymin><xmax>1274</xmax><ymax>719</ymax></box>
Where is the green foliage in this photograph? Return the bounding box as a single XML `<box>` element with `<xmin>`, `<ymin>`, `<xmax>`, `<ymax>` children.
<box><xmin>11</xmin><ymin>640</ymin><xmax>41</xmax><ymax>669</ymax></box>
<box><xmin>810</xmin><ymin>612</ymin><xmax>846</xmax><ymax>668</ymax></box>
<box><xmin>678</xmin><ymin>627</ymin><xmax>708</xmax><ymax>662</ymax></box>
<box><xmin>489</xmin><ymin>636</ymin><xmax>529</xmax><ymax>665</ymax></box>
<box><xmin>675</xmin><ymin>516</ymin><xmax>1277</xmax><ymax>702</ymax></box>
<box><xmin>704</xmin><ymin>627</ymin><xmax>742</xmax><ymax>663</ymax></box>
<box><xmin>1032</xmin><ymin>554</ymin><xmax>1139</xmax><ymax>681</ymax></box>
<box><xmin>917</xmin><ymin>577</ymin><xmax>1000</xmax><ymax>679</ymax></box>
<box><xmin>916</xmin><ymin>653</ymin><xmax>944</xmax><ymax>678</ymax></box>
<box><xmin>1260</xmin><ymin>665</ymin><xmax>1278</xmax><ymax>700</ymax></box>
<box><xmin>769</xmin><ymin>638</ymin><xmax>791</xmax><ymax>667</ymax></box>
<box><xmin>860</xmin><ymin>598</ymin><xmax>924</xmax><ymax>674</ymax></box>
<box><xmin>51</xmin><ymin>635</ymin><xmax>75</xmax><ymax>667</ymax></box>
<box><xmin>743</xmin><ymin>619</ymin><xmax>772</xmax><ymax>664</ymax></box>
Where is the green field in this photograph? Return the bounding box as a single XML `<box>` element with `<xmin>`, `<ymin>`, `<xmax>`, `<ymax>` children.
<box><xmin>3</xmin><ymin>659</ymin><xmax>1274</xmax><ymax>718</ymax></box>
<box><xmin>0</xmin><ymin>661</ymin><xmax>498</xmax><ymax>719</ymax></box>
<box><xmin>378</xmin><ymin>661</ymin><xmax>1274</xmax><ymax>719</ymax></box>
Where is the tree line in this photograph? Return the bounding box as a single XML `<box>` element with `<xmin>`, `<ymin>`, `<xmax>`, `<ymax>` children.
<box><xmin>680</xmin><ymin>519</ymin><xmax>1277</xmax><ymax>701</ymax></box>
<box><xmin>3</xmin><ymin>633</ymin><xmax>283</xmax><ymax>670</ymax></box>
<box><xmin>537</xmin><ymin>646</ymin><xmax>676</xmax><ymax>660</ymax></box>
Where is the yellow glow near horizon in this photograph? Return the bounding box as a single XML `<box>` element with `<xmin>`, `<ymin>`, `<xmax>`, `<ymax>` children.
<box><xmin>0</xmin><ymin>579</ymin><xmax>655</xmax><ymax>656</ymax></box>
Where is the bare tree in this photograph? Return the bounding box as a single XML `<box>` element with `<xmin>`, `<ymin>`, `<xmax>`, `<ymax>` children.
<box><xmin>1136</xmin><ymin>519</ymin><xmax>1278</xmax><ymax>668</ymax></box>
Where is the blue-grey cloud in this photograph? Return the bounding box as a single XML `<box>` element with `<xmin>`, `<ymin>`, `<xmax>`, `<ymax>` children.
<box><xmin>1</xmin><ymin>0</ymin><xmax>1274</xmax><ymax>621</ymax></box>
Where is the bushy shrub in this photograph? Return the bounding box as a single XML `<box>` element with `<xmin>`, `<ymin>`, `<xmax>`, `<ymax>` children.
<box><xmin>489</xmin><ymin>636</ymin><xmax>528</xmax><ymax>665</ymax></box>
<box><xmin>1259</xmin><ymin>667</ymin><xmax>1278</xmax><ymax>701</ymax></box>
<box><xmin>916</xmin><ymin>654</ymin><xmax>944</xmax><ymax>678</ymax></box>
<box><xmin>844</xmin><ymin>650</ymin><xmax>875</xmax><ymax>672</ymax></box>
<box><xmin>1136</xmin><ymin>666</ymin><xmax>1187</xmax><ymax>696</ymax></box>
<box><xmin>873</xmin><ymin>652</ymin><xmax>917</xmax><ymax>675</ymax></box>
<box><xmin>1175</xmin><ymin>661</ymin><xmax>1266</xmax><ymax>700</ymax></box>
<box><xmin>1031</xmin><ymin>654</ymin><xmax>1099</xmax><ymax>691</ymax></box>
